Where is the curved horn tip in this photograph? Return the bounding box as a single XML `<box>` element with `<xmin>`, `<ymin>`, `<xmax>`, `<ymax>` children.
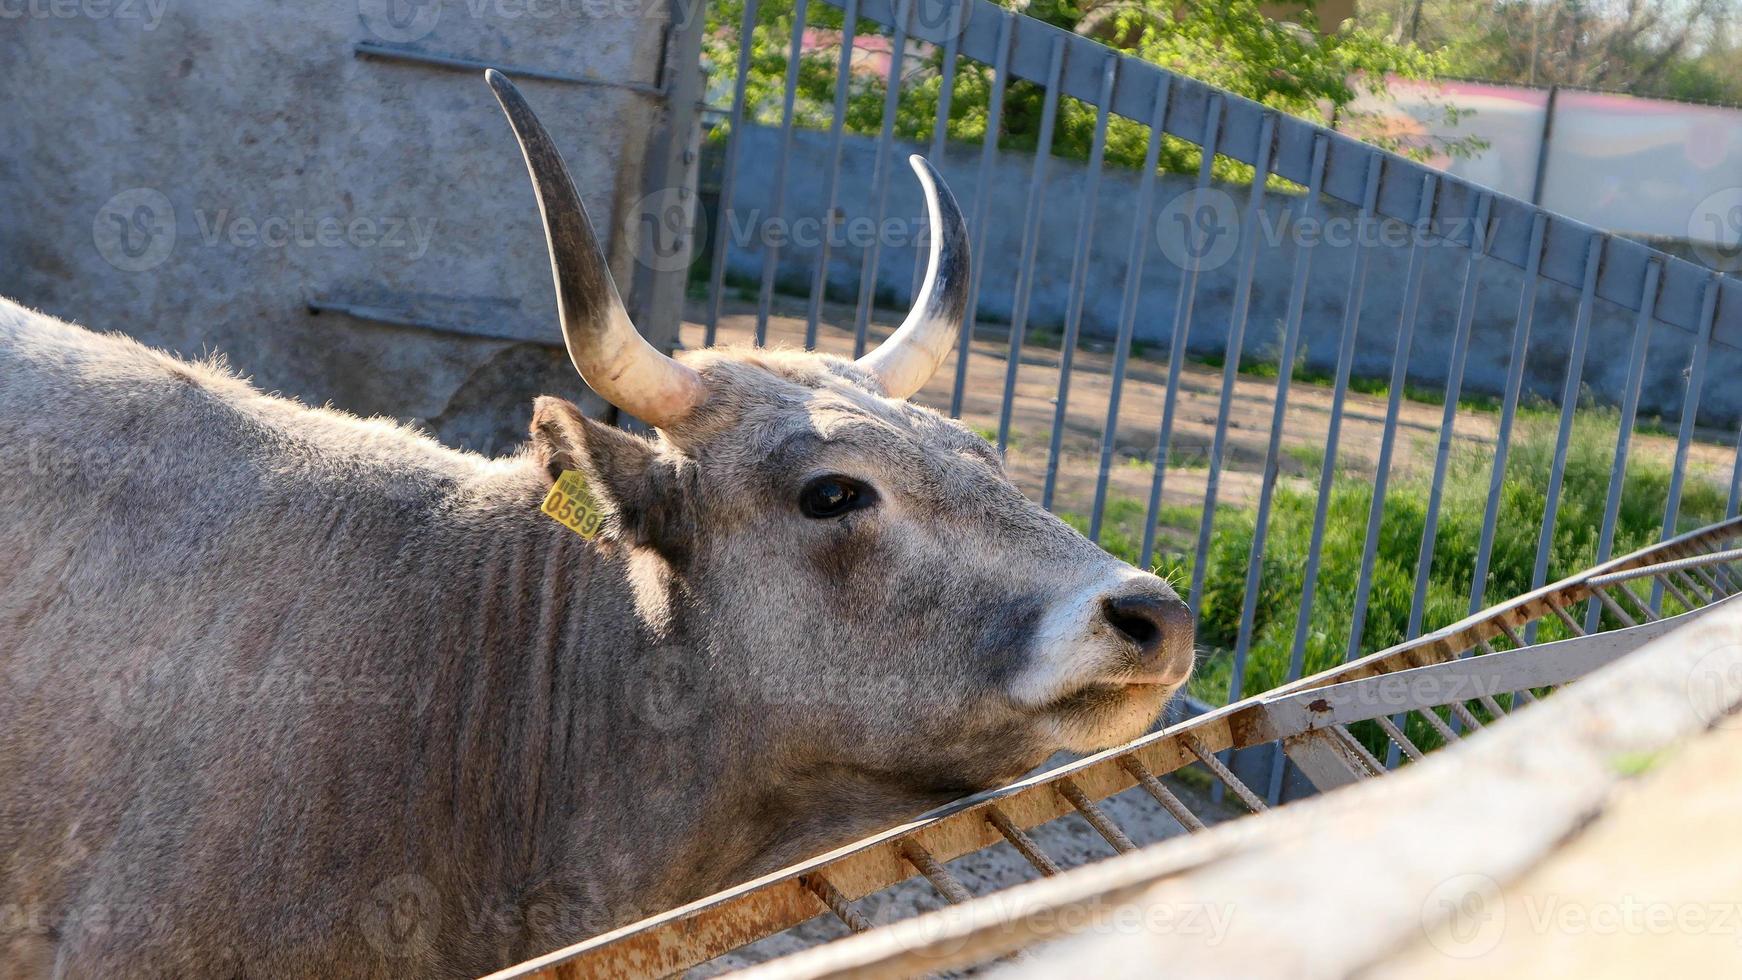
<box><xmin>483</xmin><ymin>63</ymin><xmax>707</xmax><ymax>428</ymax></box>
<box><xmin>484</xmin><ymin>67</ymin><xmax>513</xmax><ymax>96</ymax></box>
<box><xmin>853</xmin><ymin>154</ymin><xmax>970</xmax><ymax>400</ymax></box>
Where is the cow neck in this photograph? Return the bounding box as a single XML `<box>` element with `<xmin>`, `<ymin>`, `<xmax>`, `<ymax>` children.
<box><xmin>431</xmin><ymin>464</ymin><xmax>728</xmax><ymax>931</ymax></box>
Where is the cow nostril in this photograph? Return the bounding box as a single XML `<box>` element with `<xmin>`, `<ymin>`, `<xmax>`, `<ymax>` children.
<box><xmin>1101</xmin><ymin>594</ymin><xmax>1165</xmax><ymax>657</ymax></box>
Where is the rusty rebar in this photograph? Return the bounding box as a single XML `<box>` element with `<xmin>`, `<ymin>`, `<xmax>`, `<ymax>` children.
<box><xmin>800</xmin><ymin>873</ymin><xmax>872</xmax><ymax>933</ymax></box>
<box><xmin>1119</xmin><ymin>757</ymin><xmax>1206</xmax><ymax>832</ymax></box>
<box><xmin>1182</xmin><ymin>735</ymin><xmax>1269</xmax><ymax>812</ymax></box>
<box><xmin>985</xmin><ymin>806</ymin><xmax>1062</xmax><ymax>876</ymax></box>
<box><xmin>1057</xmin><ymin>779</ymin><xmax>1137</xmax><ymax>853</ymax></box>
<box><xmin>900</xmin><ymin>839</ymin><xmax>973</xmax><ymax>904</ymax></box>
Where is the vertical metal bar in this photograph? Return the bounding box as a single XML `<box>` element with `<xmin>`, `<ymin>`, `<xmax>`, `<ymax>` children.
<box><xmin>1529</xmin><ymin>84</ymin><xmax>1559</xmax><ymax>205</ymax></box>
<box><xmin>1406</xmin><ymin>192</ymin><xmax>1493</xmax><ymax>640</ymax></box>
<box><xmin>948</xmin><ymin>11</ymin><xmax>1014</xmax><ymax>419</ymax></box>
<box><xmin>1139</xmin><ymin>97</ymin><xmax>1223</xmax><ymax>569</ymax></box>
<box><xmin>910</xmin><ymin>0</ymin><xmax>963</xmax><ymax>303</ymax></box>
<box><xmin>703</xmin><ymin>0</ymin><xmax>764</xmax><ymax>346</ymax></box>
<box><xmin>1266</xmin><ymin>153</ymin><xmax>1385</xmax><ymax>804</ymax></box>
<box><xmin>1042</xmin><ymin>56</ymin><xmax>1117</xmax><ymax>510</ymax></box>
<box><xmin>1729</xmin><ymin>421</ymin><xmax>1742</xmax><ymax>519</ymax></box>
<box><xmin>1346</xmin><ymin>174</ymin><xmax>1439</xmax><ymax>662</ymax></box>
<box><xmin>1470</xmin><ymin>213</ymin><xmax>1548</xmax><ymax>613</ymax></box>
<box><xmin>1654</xmin><ymin>277</ymin><xmax>1719</xmax><ymax>611</ymax></box>
<box><xmin>1228</xmin><ymin>135</ymin><xmax>1328</xmax><ymax>707</ymax></box>
<box><xmin>1585</xmin><ymin>260</ymin><xmax>1662</xmax><ymax>633</ymax></box>
<box><xmin>1524</xmin><ymin>235</ymin><xmax>1606</xmax><ymax>644</ymax></box>
<box><xmin>1187</xmin><ymin>114</ymin><xmax>1278</xmax><ymax>622</ymax></box>
<box><xmin>850</xmin><ymin>0</ymin><xmax>915</xmax><ymax>358</ymax></box>
<box><xmin>996</xmin><ymin>36</ymin><xmax>1068</xmax><ymax>453</ymax></box>
<box><xmin>1088</xmin><ymin>75</ymin><xmax>1171</xmax><ymax>542</ymax></box>
<box><xmin>754</xmin><ymin>0</ymin><xmax>814</xmax><ymax>346</ymax></box>
<box><xmin>803</xmin><ymin>0</ymin><xmax>863</xmax><ymax>351</ymax></box>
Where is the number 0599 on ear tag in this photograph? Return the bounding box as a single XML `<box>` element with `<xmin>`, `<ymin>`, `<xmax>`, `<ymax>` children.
<box><xmin>541</xmin><ymin>470</ymin><xmax>604</xmax><ymax>539</ymax></box>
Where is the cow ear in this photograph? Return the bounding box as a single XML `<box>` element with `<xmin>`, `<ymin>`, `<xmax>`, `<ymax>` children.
<box><xmin>529</xmin><ymin>396</ymin><xmax>694</xmax><ymax>558</ymax></box>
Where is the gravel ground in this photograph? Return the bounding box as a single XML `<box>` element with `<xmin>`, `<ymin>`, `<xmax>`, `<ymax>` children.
<box><xmin>693</xmin><ymin>764</ymin><xmax>1243</xmax><ymax>975</ymax></box>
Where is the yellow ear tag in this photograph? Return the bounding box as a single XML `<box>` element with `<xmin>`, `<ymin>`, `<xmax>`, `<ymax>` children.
<box><xmin>541</xmin><ymin>470</ymin><xmax>604</xmax><ymax>539</ymax></box>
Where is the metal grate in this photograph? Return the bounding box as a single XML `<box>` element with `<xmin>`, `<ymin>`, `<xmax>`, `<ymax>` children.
<box><xmin>692</xmin><ymin>0</ymin><xmax>1742</xmax><ymax>724</ymax></box>
<box><xmin>481</xmin><ymin>517</ymin><xmax>1742</xmax><ymax>978</ymax></box>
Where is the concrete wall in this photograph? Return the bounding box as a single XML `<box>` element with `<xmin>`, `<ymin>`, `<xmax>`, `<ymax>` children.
<box><xmin>0</xmin><ymin>0</ymin><xmax>685</xmax><ymax>455</ymax></box>
<box><xmin>721</xmin><ymin>123</ymin><xmax>1742</xmax><ymax>427</ymax></box>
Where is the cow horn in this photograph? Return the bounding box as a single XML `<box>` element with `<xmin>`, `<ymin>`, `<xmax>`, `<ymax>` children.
<box><xmin>486</xmin><ymin>69</ymin><xmax>707</xmax><ymax>428</ymax></box>
<box><xmin>856</xmin><ymin>156</ymin><xmax>971</xmax><ymax>400</ymax></box>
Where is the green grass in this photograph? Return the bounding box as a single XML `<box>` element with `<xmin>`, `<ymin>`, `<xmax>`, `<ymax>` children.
<box><xmin>1282</xmin><ymin>443</ymin><xmax>1326</xmax><ymax>475</ymax></box>
<box><xmin>1059</xmin><ymin>408</ymin><xmax>1732</xmax><ymax>757</ymax></box>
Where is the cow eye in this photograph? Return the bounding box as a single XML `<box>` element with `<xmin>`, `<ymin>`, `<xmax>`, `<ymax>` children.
<box><xmin>799</xmin><ymin>476</ymin><xmax>872</xmax><ymax>519</ymax></box>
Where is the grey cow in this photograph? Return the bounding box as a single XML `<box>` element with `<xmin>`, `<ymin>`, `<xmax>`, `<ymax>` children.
<box><xmin>0</xmin><ymin>72</ymin><xmax>1192</xmax><ymax>978</ymax></box>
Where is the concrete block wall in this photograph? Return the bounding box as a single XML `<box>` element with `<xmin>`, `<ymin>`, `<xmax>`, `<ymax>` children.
<box><xmin>0</xmin><ymin>0</ymin><xmax>685</xmax><ymax>455</ymax></box>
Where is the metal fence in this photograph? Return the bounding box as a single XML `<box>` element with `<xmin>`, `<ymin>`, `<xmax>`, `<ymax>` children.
<box><xmin>482</xmin><ymin>517</ymin><xmax>1742</xmax><ymax>978</ymax></box>
<box><xmin>689</xmin><ymin>0</ymin><xmax>1742</xmax><ymax>732</ymax></box>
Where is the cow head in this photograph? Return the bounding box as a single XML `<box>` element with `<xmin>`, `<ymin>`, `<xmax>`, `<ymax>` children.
<box><xmin>487</xmin><ymin>72</ymin><xmax>1192</xmax><ymax>807</ymax></box>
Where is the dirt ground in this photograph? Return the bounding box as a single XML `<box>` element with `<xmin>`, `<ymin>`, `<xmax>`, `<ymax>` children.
<box><xmin>685</xmin><ymin>294</ymin><xmax>1737</xmax><ymax>551</ymax></box>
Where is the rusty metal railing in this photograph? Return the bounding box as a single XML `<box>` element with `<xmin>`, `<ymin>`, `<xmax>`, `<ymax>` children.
<box><xmin>480</xmin><ymin>516</ymin><xmax>1742</xmax><ymax>979</ymax></box>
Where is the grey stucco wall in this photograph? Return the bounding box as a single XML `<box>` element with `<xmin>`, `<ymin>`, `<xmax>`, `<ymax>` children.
<box><xmin>1</xmin><ymin>0</ymin><xmax>681</xmax><ymax>454</ymax></box>
<box><xmin>721</xmin><ymin>123</ymin><xmax>1741</xmax><ymax>428</ymax></box>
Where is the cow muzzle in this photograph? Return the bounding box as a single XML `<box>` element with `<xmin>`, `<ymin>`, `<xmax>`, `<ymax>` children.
<box><xmin>1009</xmin><ymin>570</ymin><xmax>1195</xmax><ymax>716</ymax></box>
<box><xmin>1098</xmin><ymin>587</ymin><xmax>1195</xmax><ymax>688</ymax></box>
